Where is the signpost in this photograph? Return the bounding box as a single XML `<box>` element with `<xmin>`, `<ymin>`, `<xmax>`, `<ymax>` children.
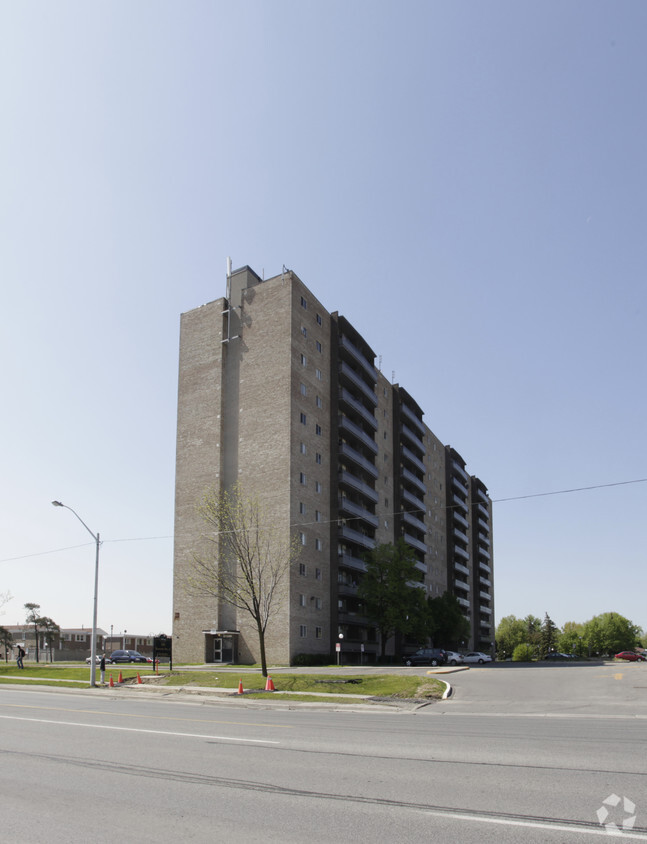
<box><xmin>153</xmin><ymin>634</ymin><xmax>172</xmax><ymax>671</ymax></box>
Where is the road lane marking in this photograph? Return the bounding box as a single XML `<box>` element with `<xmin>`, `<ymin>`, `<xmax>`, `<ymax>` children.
<box><xmin>0</xmin><ymin>714</ymin><xmax>279</xmax><ymax>743</ymax></box>
<box><xmin>424</xmin><ymin>809</ymin><xmax>647</xmax><ymax>838</ymax></box>
<box><xmin>0</xmin><ymin>701</ymin><xmax>292</xmax><ymax>729</ymax></box>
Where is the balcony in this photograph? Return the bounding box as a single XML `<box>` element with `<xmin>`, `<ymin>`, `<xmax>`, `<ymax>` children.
<box><xmin>452</xmin><ymin>475</ymin><xmax>469</xmax><ymax>496</ymax></box>
<box><xmin>339</xmin><ymin>334</ymin><xmax>378</xmax><ymax>382</ymax></box>
<box><xmin>454</xmin><ymin>579</ymin><xmax>470</xmax><ymax>593</ymax></box>
<box><xmin>479</xmin><ymin>590</ymin><xmax>491</xmax><ymax>602</ymax></box>
<box><xmin>454</xmin><ymin>544</ymin><xmax>470</xmax><ymax>561</ymax></box>
<box><xmin>338</xmin><ymin>388</ymin><xmax>378</xmax><ymax>430</ymax></box>
<box><xmin>402</xmin><ymin>487</ymin><xmax>425</xmax><ymax>512</ymax></box>
<box><xmin>453</xmin><ymin>494</ymin><xmax>468</xmax><ymax>513</ymax></box>
<box><xmin>339</xmin><ymin>442</ymin><xmax>379</xmax><ymax>479</ymax></box>
<box><xmin>478</xmin><ymin>517</ymin><xmax>489</xmax><ymax>531</ymax></box>
<box><xmin>338</xmin><ymin>496</ymin><xmax>379</xmax><ymax>528</ymax></box>
<box><xmin>479</xmin><ymin>577</ymin><xmax>491</xmax><ymax>588</ymax></box>
<box><xmin>402</xmin><ymin>445</ymin><xmax>426</xmax><ymax>474</ymax></box>
<box><xmin>453</xmin><ymin>510</ymin><xmax>469</xmax><ymax>529</ymax></box>
<box><xmin>403</xmin><ymin>510</ymin><xmax>426</xmax><ymax>534</ymax></box>
<box><xmin>400</xmin><ymin>424</ymin><xmax>426</xmax><ymax>455</ymax></box>
<box><xmin>477</xmin><ymin>487</ymin><xmax>490</xmax><ymax>503</ymax></box>
<box><xmin>480</xmin><ymin>618</ymin><xmax>492</xmax><ymax>628</ymax></box>
<box><xmin>454</xmin><ymin>561</ymin><xmax>470</xmax><ymax>576</ymax></box>
<box><xmin>338</xmin><ymin>524</ymin><xmax>375</xmax><ymax>551</ymax></box>
<box><xmin>452</xmin><ymin>460</ymin><xmax>469</xmax><ymax>482</ymax></box>
<box><xmin>338</xmin><ymin>415</ymin><xmax>378</xmax><ymax>454</ymax></box>
<box><xmin>339</xmin><ymin>361</ymin><xmax>377</xmax><ymax>406</ymax></box>
<box><xmin>453</xmin><ymin>527</ymin><xmax>469</xmax><ymax>544</ymax></box>
<box><xmin>403</xmin><ymin>532</ymin><xmax>427</xmax><ymax>555</ymax></box>
<box><xmin>478</xmin><ymin>546</ymin><xmax>491</xmax><ymax>560</ymax></box>
<box><xmin>338</xmin><ymin>552</ymin><xmax>367</xmax><ymax>573</ymax></box>
<box><xmin>478</xmin><ymin>532</ymin><xmax>490</xmax><ymax>546</ymax></box>
<box><xmin>479</xmin><ymin>560</ymin><xmax>491</xmax><ymax>574</ymax></box>
<box><xmin>414</xmin><ymin>560</ymin><xmax>427</xmax><ymax>575</ymax></box>
<box><xmin>402</xmin><ymin>467</ymin><xmax>427</xmax><ymax>496</ymax></box>
<box><xmin>400</xmin><ymin>402</ymin><xmax>425</xmax><ymax>435</ymax></box>
<box><xmin>477</xmin><ymin>502</ymin><xmax>490</xmax><ymax>518</ymax></box>
<box><xmin>338</xmin><ymin>470</ymin><xmax>379</xmax><ymax>504</ymax></box>
<box><xmin>456</xmin><ymin>595</ymin><xmax>470</xmax><ymax>609</ymax></box>
<box><xmin>479</xmin><ymin>605</ymin><xmax>492</xmax><ymax>615</ymax></box>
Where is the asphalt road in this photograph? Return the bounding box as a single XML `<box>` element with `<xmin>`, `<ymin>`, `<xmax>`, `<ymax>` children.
<box><xmin>1</xmin><ymin>663</ymin><xmax>646</xmax><ymax>843</ymax></box>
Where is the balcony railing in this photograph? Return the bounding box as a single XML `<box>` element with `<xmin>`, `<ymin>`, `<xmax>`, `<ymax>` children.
<box><xmin>479</xmin><ymin>560</ymin><xmax>491</xmax><ymax>574</ymax></box>
<box><xmin>338</xmin><ymin>470</ymin><xmax>379</xmax><ymax>504</ymax></box>
<box><xmin>400</xmin><ymin>402</ymin><xmax>425</xmax><ymax>434</ymax></box>
<box><xmin>339</xmin><ymin>335</ymin><xmax>378</xmax><ymax>382</ymax></box>
<box><xmin>454</xmin><ymin>561</ymin><xmax>470</xmax><ymax>576</ymax></box>
<box><xmin>403</xmin><ymin>510</ymin><xmax>427</xmax><ymax>534</ymax></box>
<box><xmin>338</xmin><ymin>415</ymin><xmax>378</xmax><ymax>454</ymax></box>
<box><xmin>338</xmin><ymin>524</ymin><xmax>375</xmax><ymax>550</ymax></box>
<box><xmin>400</xmin><ymin>423</ymin><xmax>426</xmax><ymax>455</ymax></box>
<box><xmin>339</xmin><ymin>442</ymin><xmax>379</xmax><ymax>479</ymax></box>
<box><xmin>401</xmin><ymin>445</ymin><xmax>426</xmax><ymax>474</ymax></box>
<box><xmin>401</xmin><ymin>487</ymin><xmax>425</xmax><ymax>512</ymax></box>
<box><xmin>478</xmin><ymin>546</ymin><xmax>491</xmax><ymax>560</ymax></box>
<box><xmin>453</xmin><ymin>494</ymin><xmax>468</xmax><ymax>513</ymax></box>
<box><xmin>452</xmin><ymin>475</ymin><xmax>469</xmax><ymax>496</ymax></box>
<box><xmin>454</xmin><ymin>545</ymin><xmax>470</xmax><ymax>561</ymax></box>
<box><xmin>338</xmin><ymin>552</ymin><xmax>367</xmax><ymax>573</ymax></box>
<box><xmin>453</xmin><ymin>527</ymin><xmax>469</xmax><ymax>544</ymax></box>
<box><xmin>338</xmin><ymin>388</ymin><xmax>378</xmax><ymax>430</ymax></box>
<box><xmin>403</xmin><ymin>532</ymin><xmax>427</xmax><ymax>554</ymax></box>
<box><xmin>339</xmin><ymin>361</ymin><xmax>377</xmax><ymax>405</ymax></box>
<box><xmin>402</xmin><ymin>467</ymin><xmax>426</xmax><ymax>495</ymax></box>
<box><xmin>454</xmin><ymin>579</ymin><xmax>470</xmax><ymax>592</ymax></box>
<box><xmin>456</xmin><ymin>595</ymin><xmax>470</xmax><ymax>609</ymax></box>
<box><xmin>338</xmin><ymin>496</ymin><xmax>379</xmax><ymax>528</ymax></box>
<box><xmin>452</xmin><ymin>460</ymin><xmax>469</xmax><ymax>482</ymax></box>
<box><xmin>454</xmin><ymin>510</ymin><xmax>469</xmax><ymax>529</ymax></box>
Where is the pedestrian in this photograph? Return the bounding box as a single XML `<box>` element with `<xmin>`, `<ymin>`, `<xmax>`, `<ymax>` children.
<box><xmin>99</xmin><ymin>654</ymin><xmax>106</xmax><ymax>685</ymax></box>
<box><xmin>16</xmin><ymin>646</ymin><xmax>25</xmax><ymax>669</ymax></box>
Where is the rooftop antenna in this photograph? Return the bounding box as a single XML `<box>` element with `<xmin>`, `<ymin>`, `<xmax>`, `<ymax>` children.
<box><xmin>392</xmin><ymin>370</ymin><xmax>395</xmax><ymax>384</ymax></box>
<box><xmin>378</xmin><ymin>355</ymin><xmax>382</xmax><ymax>372</ymax></box>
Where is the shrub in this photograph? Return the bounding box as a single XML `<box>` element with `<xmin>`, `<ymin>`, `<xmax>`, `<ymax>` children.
<box><xmin>291</xmin><ymin>653</ymin><xmax>331</xmax><ymax>666</ymax></box>
<box><xmin>512</xmin><ymin>643</ymin><xmax>535</xmax><ymax>662</ymax></box>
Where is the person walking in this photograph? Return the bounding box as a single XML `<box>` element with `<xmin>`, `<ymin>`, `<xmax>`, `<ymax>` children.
<box><xmin>16</xmin><ymin>646</ymin><xmax>25</xmax><ymax>669</ymax></box>
<box><xmin>99</xmin><ymin>654</ymin><xmax>106</xmax><ymax>685</ymax></box>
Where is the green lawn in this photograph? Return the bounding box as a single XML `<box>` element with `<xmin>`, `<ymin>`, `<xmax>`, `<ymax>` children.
<box><xmin>0</xmin><ymin>663</ymin><xmax>446</xmax><ymax>701</ymax></box>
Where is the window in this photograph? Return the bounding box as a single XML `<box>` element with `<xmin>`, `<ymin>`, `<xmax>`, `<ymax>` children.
<box><xmin>315</xmin><ymin>626</ymin><xmax>323</xmax><ymax>639</ymax></box>
<box><xmin>315</xmin><ymin>510</ymin><xmax>322</xmax><ymax>522</ymax></box>
<box><xmin>315</xmin><ymin>567</ymin><xmax>322</xmax><ymax>580</ymax></box>
<box><xmin>300</xmin><ymin>383</ymin><xmax>307</xmax><ymax>396</ymax></box>
<box><xmin>300</xmin><ymin>412</ymin><xmax>307</xmax><ymax>425</ymax></box>
<box><xmin>316</xmin><ymin>313</ymin><xmax>322</xmax><ymax>326</ymax></box>
<box><xmin>299</xmin><ymin>502</ymin><xmax>306</xmax><ymax>515</ymax></box>
<box><xmin>301</xmin><ymin>354</ymin><xmax>307</xmax><ymax>366</ymax></box>
<box><xmin>315</xmin><ymin>452</ymin><xmax>322</xmax><ymax>464</ymax></box>
<box><xmin>75</xmin><ymin>634</ymin><xmax>86</xmax><ymax>642</ymax></box>
<box><xmin>315</xmin><ymin>538</ymin><xmax>323</xmax><ymax>551</ymax></box>
<box><xmin>300</xmin><ymin>472</ymin><xmax>307</xmax><ymax>485</ymax></box>
<box><xmin>315</xmin><ymin>424</ymin><xmax>322</xmax><ymax>436</ymax></box>
<box><xmin>316</xmin><ymin>395</ymin><xmax>322</xmax><ymax>408</ymax></box>
<box><xmin>299</xmin><ymin>594</ymin><xmax>306</xmax><ymax>607</ymax></box>
<box><xmin>300</xmin><ymin>532</ymin><xmax>306</xmax><ymax>546</ymax></box>
<box><xmin>300</xmin><ymin>625</ymin><xmax>308</xmax><ymax>637</ymax></box>
<box><xmin>300</xmin><ymin>442</ymin><xmax>306</xmax><ymax>454</ymax></box>
<box><xmin>299</xmin><ymin>563</ymin><xmax>307</xmax><ymax>576</ymax></box>
<box><xmin>315</xmin><ymin>368</ymin><xmax>322</xmax><ymax>380</ymax></box>
<box><xmin>315</xmin><ymin>481</ymin><xmax>322</xmax><ymax>493</ymax></box>
<box><xmin>301</xmin><ymin>296</ymin><xmax>307</xmax><ymax>309</ymax></box>
<box><xmin>301</xmin><ymin>326</ymin><xmax>307</xmax><ymax>337</ymax></box>
<box><xmin>315</xmin><ymin>597</ymin><xmax>323</xmax><ymax>610</ymax></box>
<box><xmin>316</xmin><ymin>340</ymin><xmax>322</xmax><ymax>353</ymax></box>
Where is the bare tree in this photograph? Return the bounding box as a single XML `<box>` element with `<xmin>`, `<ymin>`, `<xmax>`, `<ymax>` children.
<box><xmin>0</xmin><ymin>591</ymin><xmax>12</xmax><ymax>613</ymax></box>
<box><xmin>189</xmin><ymin>484</ymin><xmax>301</xmax><ymax>677</ymax></box>
<box><xmin>0</xmin><ymin>626</ymin><xmax>12</xmax><ymax>662</ymax></box>
<box><xmin>38</xmin><ymin>617</ymin><xmax>61</xmax><ymax>663</ymax></box>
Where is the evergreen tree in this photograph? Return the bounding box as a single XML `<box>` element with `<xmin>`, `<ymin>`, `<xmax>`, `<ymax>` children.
<box><xmin>540</xmin><ymin>612</ymin><xmax>559</xmax><ymax>658</ymax></box>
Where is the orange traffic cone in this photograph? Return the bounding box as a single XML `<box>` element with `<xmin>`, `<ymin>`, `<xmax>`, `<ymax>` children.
<box><xmin>265</xmin><ymin>675</ymin><xmax>275</xmax><ymax>692</ymax></box>
<box><xmin>238</xmin><ymin>678</ymin><xmax>244</xmax><ymax>695</ymax></box>
<box><xmin>109</xmin><ymin>674</ymin><xmax>114</xmax><ymax>687</ymax></box>
<box><xmin>137</xmin><ymin>673</ymin><xmax>143</xmax><ymax>684</ymax></box>
<box><xmin>118</xmin><ymin>671</ymin><xmax>124</xmax><ymax>684</ymax></box>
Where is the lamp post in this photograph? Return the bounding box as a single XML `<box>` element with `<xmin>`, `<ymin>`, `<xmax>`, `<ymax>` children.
<box><xmin>52</xmin><ymin>500</ymin><xmax>101</xmax><ymax>688</ymax></box>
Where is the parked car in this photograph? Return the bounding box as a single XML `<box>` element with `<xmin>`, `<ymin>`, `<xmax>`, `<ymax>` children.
<box><xmin>463</xmin><ymin>652</ymin><xmax>493</xmax><ymax>664</ymax></box>
<box><xmin>614</xmin><ymin>651</ymin><xmax>645</xmax><ymax>662</ymax></box>
<box><xmin>85</xmin><ymin>653</ymin><xmax>113</xmax><ymax>665</ymax></box>
<box><xmin>402</xmin><ymin>648</ymin><xmax>447</xmax><ymax>666</ymax></box>
<box><xmin>544</xmin><ymin>652</ymin><xmax>571</xmax><ymax>660</ymax></box>
<box><xmin>444</xmin><ymin>651</ymin><xmax>465</xmax><ymax>666</ymax></box>
<box><xmin>109</xmin><ymin>649</ymin><xmax>152</xmax><ymax>664</ymax></box>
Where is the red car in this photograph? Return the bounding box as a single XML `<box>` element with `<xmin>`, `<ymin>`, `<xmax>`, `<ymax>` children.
<box><xmin>614</xmin><ymin>651</ymin><xmax>646</xmax><ymax>662</ymax></box>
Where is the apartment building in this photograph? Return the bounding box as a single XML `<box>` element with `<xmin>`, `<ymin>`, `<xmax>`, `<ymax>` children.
<box><xmin>172</xmin><ymin>264</ymin><xmax>494</xmax><ymax>664</ymax></box>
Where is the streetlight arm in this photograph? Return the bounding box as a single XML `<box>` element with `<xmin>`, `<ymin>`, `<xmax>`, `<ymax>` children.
<box><xmin>51</xmin><ymin>501</ymin><xmax>98</xmax><ymax>543</ymax></box>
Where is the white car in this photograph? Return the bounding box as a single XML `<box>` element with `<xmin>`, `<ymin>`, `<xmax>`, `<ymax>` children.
<box><xmin>444</xmin><ymin>651</ymin><xmax>465</xmax><ymax>665</ymax></box>
<box><xmin>463</xmin><ymin>651</ymin><xmax>492</xmax><ymax>664</ymax></box>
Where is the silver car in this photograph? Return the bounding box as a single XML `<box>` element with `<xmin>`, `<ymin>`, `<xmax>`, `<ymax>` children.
<box><xmin>463</xmin><ymin>651</ymin><xmax>493</xmax><ymax>664</ymax></box>
<box><xmin>444</xmin><ymin>651</ymin><xmax>465</xmax><ymax>665</ymax></box>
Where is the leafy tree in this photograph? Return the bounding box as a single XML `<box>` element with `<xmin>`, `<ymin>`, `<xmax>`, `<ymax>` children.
<box><xmin>358</xmin><ymin>539</ymin><xmax>427</xmax><ymax>658</ymax></box>
<box><xmin>587</xmin><ymin>612</ymin><xmax>640</xmax><ymax>655</ymax></box>
<box><xmin>189</xmin><ymin>484</ymin><xmax>301</xmax><ymax>677</ymax></box>
<box><xmin>512</xmin><ymin>643</ymin><xmax>535</xmax><ymax>662</ymax></box>
<box><xmin>524</xmin><ymin>615</ymin><xmax>542</xmax><ymax>649</ymax></box>
<box><xmin>495</xmin><ymin>615</ymin><xmax>527</xmax><ymax>660</ymax></box>
<box><xmin>540</xmin><ymin>612</ymin><xmax>559</xmax><ymax>658</ymax></box>
<box><xmin>427</xmin><ymin>591</ymin><xmax>471</xmax><ymax>650</ymax></box>
<box><xmin>38</xmin><ymin>617</ymin><xmax>60</xmax><ymax>663</ymax></box>
<box><xmin>557</xmin><ymin>621</ymin><xmax>585</xmax><ymax>657</ymax></box>
<box><xmin>24</xmin><ymin>603</ymin><xmax>41</xmax><ymax>663</ymax></box>
<box><xmin>0</xmin><ymin>626</ymin><xmax>12</xmax><ymax>662</ymax></box>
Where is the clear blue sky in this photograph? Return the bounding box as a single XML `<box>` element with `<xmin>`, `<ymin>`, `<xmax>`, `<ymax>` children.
<box><xmin>1</xmin><ymin>2</ymin><xmax>645</xmax><ymax>638</ymax></box>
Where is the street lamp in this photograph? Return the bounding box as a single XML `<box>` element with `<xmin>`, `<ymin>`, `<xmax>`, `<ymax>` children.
<box><xmin>52</xmin><ymin>500</ymin><xmax>101</xmax><ymax>688</ymax></box>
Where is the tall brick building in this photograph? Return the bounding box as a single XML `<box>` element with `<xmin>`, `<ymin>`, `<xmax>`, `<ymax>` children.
<box><xmin>172</xmin><ymin>264</ymin><xmax>494</xmax><ymax>664</ymax></box>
